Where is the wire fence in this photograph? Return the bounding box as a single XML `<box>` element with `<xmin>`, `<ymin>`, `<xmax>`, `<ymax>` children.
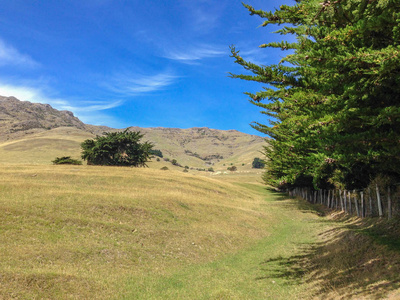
<box><xmin>288</xmin><ymin>184</ymin><xmax>400</xmax><ymax>220</ymax></box>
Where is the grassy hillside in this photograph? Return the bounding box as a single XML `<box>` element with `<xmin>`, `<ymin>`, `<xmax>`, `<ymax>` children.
<box><xmin>0</xmin><ymin>165</ymin><xmax>292</xmax><ymax>299</ymax></box>
<box><xmin>2</xmin><ymin>165</ymin><xmax>399</xmax><ymax>299</ymax></box>
<box><xmin>128</xmin><ymin>127</ymin><xmax>265</xmax><ymax>169</ymax></box>
<box><xmin>0</xmin><ymin>127</ymin><xmax>93</xmax><ymax>165</ymax></box>
<box><xmin>0</xmin><ymin>126</ymin><xmax>265</xmax><ymax>172</ymax></box>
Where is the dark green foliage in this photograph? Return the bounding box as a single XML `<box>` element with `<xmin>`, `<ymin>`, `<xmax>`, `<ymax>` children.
<box><xmin>150</xmin><ymin>149</ymin><xmax>163</xmax><ymax>158</ymax></box>
<box><xmin>160</xmin><ymin>166</ymin><xmax>169</xmax><ymax>170</ymax></box>
<box><xmin>208</xmin><ymin>167</ymin><xmax>214</xmax><ymax>172</ymax></box>
<box><xmin>228</xmin><ymin>166</ymin><xmax>237</xmax><ymax>171</ymax></box>
<box><xmin>252</xmin><ymin>157</ymin><xmax>265</xmax><ymax>169</ymax></box>
<box><xmin>232</xmin><ymin>0</ymin><xmax>400</xmax><ymax>190</ymax></box>
<box><xmin>171</xmin><ymin>159</ymin><xmax>178</xmax><ymax>166</ymax></box>
<box><xmin>81</xmin><ymin>129</ymin><xmax>153</xmax><ymax>167</ymax></box>
<box><xmin>183</xmin><ymin>168</ymin><xmax>189</xmax><ymax>173</ymax></box>
<box><xmin>52</xmin><ymin>156</ymin><xmax>82</xmax><ymax>165</ymax></box>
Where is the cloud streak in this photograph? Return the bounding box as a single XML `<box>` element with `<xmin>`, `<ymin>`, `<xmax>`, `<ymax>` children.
<box><xmin>105</xmin><ymin>71</ymin><xmax>178</xmax><ymax>96</ymax></box>
<box><xmin>0</xmin><ymin>38</ymin><xmax>39</xmax><ymax>68</ymax></box>
<box><xmin>164</xmin><ymin>44</ymin><xmax>225</xmax><ymax>63</ymax></box>
<box><xmin>0</xmin><ymin>82</ymin><xmax>121</xmax><ymax>113</ymax></box>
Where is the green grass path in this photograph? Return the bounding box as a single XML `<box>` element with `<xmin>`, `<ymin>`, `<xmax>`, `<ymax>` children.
<box><xmin>122</xmin><ymin>186</ymin><xmax>326</xmax><ymax>299</ymax></box>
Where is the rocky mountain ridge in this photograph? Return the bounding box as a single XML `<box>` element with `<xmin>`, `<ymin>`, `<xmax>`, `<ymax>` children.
<box><xmin>0</xmin><ymin>96</ymin><xmax>87</xmax><ymax>141</ymax></box>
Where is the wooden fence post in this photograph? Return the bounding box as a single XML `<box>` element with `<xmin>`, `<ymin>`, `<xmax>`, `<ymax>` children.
<box><xmin>325</xmin><ymin>189</ymin><xmax>328</xmax><ymax>206</ymax></box>
<box><xmin>361</xmin><ymin>191</ymin><xmax>364</xmax><ymax>218</ymax></box>
<box><xmin>368</xmin><ymin>187</ymin><xmax>373</xmax><ymax>217</ymax></box>
<box><xmin>339</xmin><ymin>189</ymin><xmax>343</xmax><ymax>211</ymax></box>
<box><xmin>348</xmin><ymin>191</ymin><xmax>352</xmax><ymax>215</ymax></box>
<box><xmin>354</xmin><ymin>190</ymin><xmax>359</xmax><ymax>217</ymax></box>
<box><xmin>376</xmin><ymin>184</ymin><xmax>383</xmax><ymax>218</ymax></box>
<box><xmin>327</xmin><ymin>190</ymin><xmax>331</xmax><ymax>208</ymax></box>
<box><xmin>335</xmin><ymin>190</ymin><xmax>338</xmax><ymax>210</ymax></box>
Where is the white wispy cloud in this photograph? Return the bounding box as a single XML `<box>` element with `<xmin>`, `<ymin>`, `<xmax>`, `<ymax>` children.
<box><xmin>0</xmin><ymin>39</ymin><xmax>39</xmax><ymax>68</ymax></box>
<box><xmin>0</xmin><ymin>82</ymin><xmax>122</xmax><ymax>113</ymax></box>
<box><xmin>164</xmin><ymin>44</ymin><xmax>225</xmax><ymax>63</ymax></box>
<box><xmin>105</xmin><ymin>71</ymin><xmax>178</xmax><ymax>96</ymax></box>
<box><xmin>61</xmin><ymin>100</ymin><xmax>123</xmax><ymax>113</ymax></box>
<box><xmin>76</xmin><ymin>112</ymin><xmax>124</xmax><ymax>128</ymax></box>
<box><xmin>0</xmin><ymin>83</ymin><xmax>64</xmax><ymax>106</ymax></box>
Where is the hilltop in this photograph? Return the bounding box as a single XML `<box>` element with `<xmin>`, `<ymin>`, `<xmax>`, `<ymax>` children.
<box><xmin>0</xmin><ymin>96</ymin><xmax>266</xmax><ymax>168</ymax></box>
<box><xmin>0</xmin><ymin>96</ymin><xmax>88</xmax><ymax>141</ymax></box>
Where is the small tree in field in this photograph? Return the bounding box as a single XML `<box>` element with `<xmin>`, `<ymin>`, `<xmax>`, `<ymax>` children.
<box><xmin>252</xmin><ymin>157</ymin><xmax>265</xmax><ymax>169</ymax></box>
<box><xmin>81</xmin><ymin>129</ymin><xmax>153</xmax><ymax>167</ymax></box>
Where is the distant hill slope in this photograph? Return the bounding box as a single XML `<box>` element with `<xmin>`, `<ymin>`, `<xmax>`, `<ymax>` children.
<box><xmin>129</xmin><ymin>126</ymin><xmax>266</xmax><ymax>168</ymax></box>
<box><xmin>0</xmin><ymin>96</ymin><xmax>88</xmax><ymax>141</ymax></box>
<box><xmin>0</xmin><ymin>96</ymin><xmax>266</xmax><ymax>168</ymax></box>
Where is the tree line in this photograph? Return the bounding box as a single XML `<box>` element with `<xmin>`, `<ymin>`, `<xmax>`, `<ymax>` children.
<box><xmin>231</xmin><ymin>0</ymin><xmax>400</xmax><ymax>191</ymax></box>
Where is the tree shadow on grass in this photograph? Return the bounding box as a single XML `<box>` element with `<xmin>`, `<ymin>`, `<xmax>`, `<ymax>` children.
<box><xmin>255</xmin><ymin>205</ymin><xmax>400</xmax><ymax>299</ymax></box>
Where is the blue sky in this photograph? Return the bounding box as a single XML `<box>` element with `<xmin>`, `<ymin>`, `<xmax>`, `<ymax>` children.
<box><xmin>0</xmin><ymin>0</ymin><xmax>291</xmax><ymax>136</ymax></box>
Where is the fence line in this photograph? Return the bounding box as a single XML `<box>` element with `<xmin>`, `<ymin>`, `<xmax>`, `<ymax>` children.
<box><xmin>288</xmin><ymin>184</ymin><xmax>400</xmax><ymax>220</ymax></box>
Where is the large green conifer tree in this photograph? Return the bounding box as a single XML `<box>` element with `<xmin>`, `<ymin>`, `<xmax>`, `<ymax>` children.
<box><xmin>231</xmin><ymin>0</ymin><xmax>400</xmax><ymax>190</ymax></box>
<box><xmin>81</xmin><ymin>129</ymin><xmax>153</xmax><ymax>167</ymax></box>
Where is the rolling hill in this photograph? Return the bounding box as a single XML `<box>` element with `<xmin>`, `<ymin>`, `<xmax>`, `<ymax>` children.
<box><xmin>0</xmin><ymin>96</ymin><xmax>266</xmax><ymax>169</ymax></box>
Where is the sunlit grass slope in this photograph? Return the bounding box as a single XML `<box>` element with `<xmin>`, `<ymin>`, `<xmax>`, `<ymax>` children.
<box><xmin>0</xmin><ymin>127</ymin><xmax>93</xmax><ymax>165</ymax></box>
<box><xmin>1</xmin><ymin>165</ymin><xmax>400</xmax><ymax>299</ymax></box>
<box><xmin>0</xmin><ymin>165</ymin><xmax>294</xmax><ymax>299</ymax></box>
<box><xmin>0</xmin><ymin>126</ymin><xmax>265</xmax><ymax>171</ymax></box>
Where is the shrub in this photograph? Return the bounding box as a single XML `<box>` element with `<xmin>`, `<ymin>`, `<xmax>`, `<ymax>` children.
<box><xmin>52</xmin><ymin>156</ymin><xmax>82</xmax><ymax>165</ymax></box>
<box><xmin>252</xmin><ymin>157</ymin><xmax>265</xmax><ymax>169</ymax></box>
<box><xmin>150</xmin><ymin>149</ymin><xmax>163</xmax><ymax>158</ymax></box>
<box><xmin>227</xmin><ymin>166</ymin><xmax>237</xmax><ymax>171</ymax></box>
<box><xmin>160</xmin><ymin>166</ymin><xmax>169</xmax><ymax>170</ymax></box>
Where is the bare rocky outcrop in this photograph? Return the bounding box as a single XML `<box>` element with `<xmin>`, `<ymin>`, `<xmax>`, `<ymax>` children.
<box><xmin>0</xmin><ymin>96</ymin><xmax>87</xmax><ymax>141</ymax></box>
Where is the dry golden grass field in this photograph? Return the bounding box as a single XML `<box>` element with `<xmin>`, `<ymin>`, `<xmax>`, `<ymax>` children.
<box><xmin>1</xmin><ymin>164</ymin><xmax>400</xmax><ymax>299</ymax></box>
<box><xmin>1</xmin><ymin>130</ymin><xmax>400</xmax><ymax>299</ymax></box>
<box><xmin>0</xmin><ymin>165</ymin><xmax>295</xmax><ymax>299</ymax></box>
